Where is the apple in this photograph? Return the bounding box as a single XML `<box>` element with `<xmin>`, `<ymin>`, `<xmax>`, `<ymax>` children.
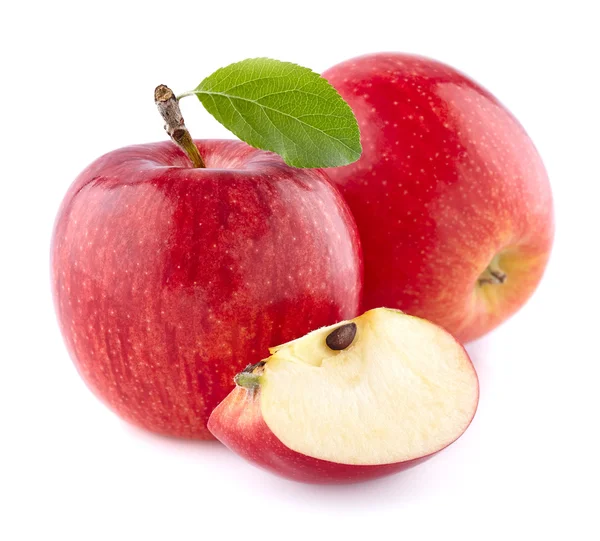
<box><xmin>322</xmin><ymin>53</ymin><xmax>554</xmax><ymax>342</ymax></box>
<box><xmin>208</xmin><ymin>308</ymin><xmax>479</xmax><ymax>484</ymax></box>
<box><xmin>51</xmin><ymin>139</ymin><xmax>363</xmax><ymax>438</ymax></box>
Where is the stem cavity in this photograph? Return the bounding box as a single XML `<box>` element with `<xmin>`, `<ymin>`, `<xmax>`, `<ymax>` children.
<box><xmin>477</xmin><ymin>255</ymin><xmax>507</xmax><ymax>286</ymax></box>
<box><xmin>154</xmin><ymin>85</ymin><xmax>205</xmax><ymax>168</ymax></box>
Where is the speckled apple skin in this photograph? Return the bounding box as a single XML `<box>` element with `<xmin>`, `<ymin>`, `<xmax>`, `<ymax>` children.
<box><xmin>51</xmin><ymin>140</ymin><xmax>363</xmax><ymax>438</ymax></box>
<box><xmin>323</xmin><ymin>54</ymin><xmax>554</xmax><ymax>342</ymax></box>
<box><xmin>208</xmin><ymin>385</ymin><xmax>429</xmax><ymax>484</ymax></box>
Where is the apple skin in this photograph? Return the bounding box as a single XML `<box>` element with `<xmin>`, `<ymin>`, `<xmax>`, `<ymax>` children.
<box><xmin>51</xmin><ymin>140</ymin><xmax>363</xmax><ymax>438</ymax></box>
<box><xmin>207</xmin><ymin>385</ymin><xmax>428</xmax><ymax>484</ymax></box>
<box><xmin>323</xmin><ymin>54</ymin><xmax>554</xmax><ymax>342</ymax></box>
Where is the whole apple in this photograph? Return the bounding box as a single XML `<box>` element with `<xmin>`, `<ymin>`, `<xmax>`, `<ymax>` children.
<box><xmin>323</xmin><ymin>54</ymin><xmax>554</xmax><ymax>342</ymax></box>
<box><xmin>51</xmin><ymin>140</ymin><xmax>362</xmax><ymax>438</ymax></box>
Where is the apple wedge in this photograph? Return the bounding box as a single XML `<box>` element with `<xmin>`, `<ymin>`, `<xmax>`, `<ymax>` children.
<box><xmin>208</xmin><ymin>308</ymin><xmax>479</xmax><ymax>484</ymax></box>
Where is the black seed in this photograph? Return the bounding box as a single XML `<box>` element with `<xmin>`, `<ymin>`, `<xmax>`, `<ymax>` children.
<box><xmin>326</xmin><ymin>322</ymin><xmax>357</xmax><ymax>351</ymax></box>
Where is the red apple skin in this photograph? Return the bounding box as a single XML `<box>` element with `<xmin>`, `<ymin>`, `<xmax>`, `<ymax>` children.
<box><xmin>323</xmin><ymin>54</ymin><xmax>554</xmax><ymax>342</ymax></box>
<box><xmin>51</xmin><ymin>140</ymin><xmax>363</xmax><ymax>439</ymax></box>
<box><xmin>207</xmin><ymin>385</ymin><xmax>429</xmax><ymax>484</ymax></box>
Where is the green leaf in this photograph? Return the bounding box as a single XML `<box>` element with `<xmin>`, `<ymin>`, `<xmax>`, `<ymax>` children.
<box><xmin>188</xmin><ymin>58</ymin><xmax>362</xmax><ymax>168</ymax></box>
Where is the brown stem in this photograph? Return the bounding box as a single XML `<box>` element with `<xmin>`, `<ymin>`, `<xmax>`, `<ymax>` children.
<box><xmin>154</xmin><ymin>85</ymin><xmax>205</xmax><ymax>168</ymax></box>
<box><xmin>477</xmin><ymin>255</ymin><xmax>507</xmax><ymax>286</ymax></box>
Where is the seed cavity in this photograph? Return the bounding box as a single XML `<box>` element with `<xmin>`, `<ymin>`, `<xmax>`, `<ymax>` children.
<box><xmin>326</xmin><ymin>322</ymin><xmax>357</xmax><ymax>351</ymax></box>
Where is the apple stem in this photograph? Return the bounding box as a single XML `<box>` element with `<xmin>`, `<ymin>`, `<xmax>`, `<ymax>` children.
<box><xmin>477</xmin><ymin>255</ymin><xmax>507</xmax><ymax>286</ymax></box>
<box><xmin>154</xmin><ymin>85</ymin><xmax>205</xmax><ymax>168</ymax></box>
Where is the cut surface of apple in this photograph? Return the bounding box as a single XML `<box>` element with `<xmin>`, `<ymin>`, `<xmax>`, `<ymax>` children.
<box><xmin>208</xmin><ymin>308</ymin><xmax>479</xmax><ymax>483</ymax></box>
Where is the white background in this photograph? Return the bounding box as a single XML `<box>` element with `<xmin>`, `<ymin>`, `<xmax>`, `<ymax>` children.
<box><xmin>2</xmin><ymin>1</ymin><xmax>599</xmax><ymax>539</ymax></box>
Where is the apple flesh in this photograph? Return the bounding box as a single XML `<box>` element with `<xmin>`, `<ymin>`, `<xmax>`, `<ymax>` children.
<box><xmin>208</xmin><ymin>308</ymin><xmax>479</xmax><ymax>483</ymax></box>
<box><xmin>323</xmin><ymin>54</ymin><xmax>554</xmax><ymax>342</ymax></box>
<box><xmin>51</xmin><ymin>140</ymin><xmax>363</xmax><ymax>438</ymax></box>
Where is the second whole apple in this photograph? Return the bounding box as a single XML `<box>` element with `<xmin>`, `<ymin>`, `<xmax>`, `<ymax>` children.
<box><xmin>323</xmin><ymin>53</ymin><xmax>554</xmax><ymax>342</ymax></box>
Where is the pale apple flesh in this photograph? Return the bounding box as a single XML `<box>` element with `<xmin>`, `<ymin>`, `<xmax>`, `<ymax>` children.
<box><xmin>208</xmin><ymin>308</ymin><xmax>479</xmax><ymax>483</ymax></box>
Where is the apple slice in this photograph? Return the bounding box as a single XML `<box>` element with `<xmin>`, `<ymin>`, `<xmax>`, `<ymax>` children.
<box><xmin>208</xmin><ymin>308</ymin><xmax>479</xmax><ymax>484</ymax></box>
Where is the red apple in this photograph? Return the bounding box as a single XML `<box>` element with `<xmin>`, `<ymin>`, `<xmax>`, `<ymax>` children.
<box><xmin>323</xmin><ymin>54</ymin><xmax>554</xmax><ymax>342</ymax></box>
<box><xmin>208</xmin><ymin>308</ymin><xmax>479</xmax><ymax>484</ymax></box>
<box><xmin>51</xmin><ymin>139</ymin><xmax>363</xmax><ymax>438</ymax></box>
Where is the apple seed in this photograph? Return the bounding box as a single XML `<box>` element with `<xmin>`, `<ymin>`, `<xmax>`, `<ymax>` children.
<box><xmin>326</xmin><ymin>322</ymin><xmax>357</xmax><ymax>350</ymax></box>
